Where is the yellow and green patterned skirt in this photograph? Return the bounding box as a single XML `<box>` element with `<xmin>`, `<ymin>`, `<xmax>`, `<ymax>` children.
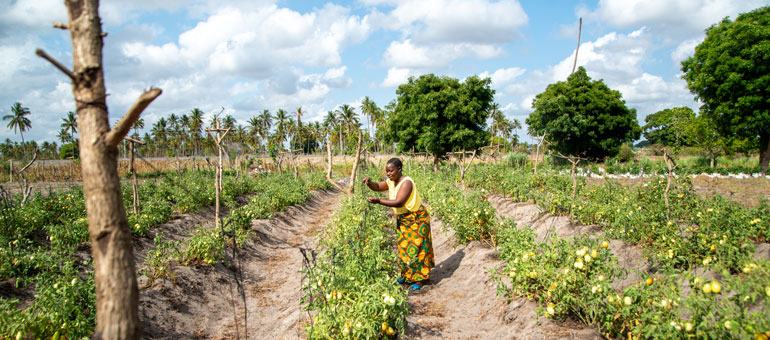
<box><xmin>396</xmin><ymin>205</ymin><xmax>435</xmax><ymax>283</ymax></box>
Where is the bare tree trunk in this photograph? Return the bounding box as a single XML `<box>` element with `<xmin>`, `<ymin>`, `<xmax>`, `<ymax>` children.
<box><xmin>433</xmin><ymin>154</ymin><xmax>439</xmax><ymax>173</ymax></box>
<box><xmin>128</xmin><ymin>139</ymin><xmax>142</xmax><ymax>216</ymax></box>
<box><xmin>663</xmin><ymin>149</ymin><xmax>678</xmax><ymax>222</ymax></box>
<box><xmin>8</xmin><ymin>160</ymin><xmax>12</xmax><ymax>183</ymax></box>
<box><xmin>459</xmin><ymin>149</ymin><xmax>477</xmax><ymax>185</ymax></box>
<box><xmin>348</xmin><ymin>128</ymin><xmax>364</xmax><ymax>194</ymax></box>
<box><xmin>36</xmin><ymin>2</ymin><xmax>162</xmax><ymax>337</ymax></box>
<box><xmin>534</xmin><ymin>133</ymin><xmax>547</xmax><ymax>175</ymax></box>
<box><xmin>325</xmin><ymin>141</ymin><xmax>350</xmax><ymax>194</ymax></box>
<box><xmin>36</xmin><ymin>0</ymin><xmax>161</xmax><ymax>340</ymax></box>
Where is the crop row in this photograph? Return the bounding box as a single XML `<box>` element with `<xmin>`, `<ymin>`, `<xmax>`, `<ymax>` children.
<box><xmin>0</xmin><ymin>170</ymin><xmax>327</xmax><ymax>339</ymax></box>
<box><xmin>463</xmin><ymin>163</ymin><xmax>769</xmax><ymax>339</ymax></box>
<box><xmin>301</xmin><ymin>168</ymin><xmax>408</xmax><ymax>339</ymax></box>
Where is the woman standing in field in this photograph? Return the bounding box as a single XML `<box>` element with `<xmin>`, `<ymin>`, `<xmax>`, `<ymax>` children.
<box><xmin>363</xmin><ymin>158</ymin><xmax>434</xmax><ymax>291</ymax></box>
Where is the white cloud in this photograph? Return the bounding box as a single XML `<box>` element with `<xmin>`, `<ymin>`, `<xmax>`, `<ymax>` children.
<box><xmin>381</xmin><ymin>67</ymin><xmax>412</xmax><ymax>87</ymax></box>
<box><xmin>498</xmin><ymin>27</ymin><xmax>696</xmax><ymax>124</ymax></box>
<box><xmin>479</xmin><ymin>67</ymin><xmax>526</xmax><ymax>88</ymax></box>
<box><xmin>371</xmin><ymin>0</ymin><xmax>528</xmax><ymax>44</ymax></box>
<box><xmin>383</xmin><ymin>39</ymin><xmax>503</xmax><ymax>70</ymax></box>
<box><xmin>591</xmin><ymin>0</ymin><xmax>770</xmax><ymax>38</ymax></box>
<box><xmin>671</xmin><ymin>39</ymin><xmax>700</xmax><ymax>63</ymax></box>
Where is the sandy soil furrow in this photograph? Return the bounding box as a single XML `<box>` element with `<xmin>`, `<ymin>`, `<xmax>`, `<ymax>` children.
<box><xmin>404</xmin><ymin>215</ymin><xmax>601</xmax><ymax>339</ymax></box>
<box><xmin>138</xmin><ymin>189</ymin><xmax>343</xmax><ymax>340</ymax></box>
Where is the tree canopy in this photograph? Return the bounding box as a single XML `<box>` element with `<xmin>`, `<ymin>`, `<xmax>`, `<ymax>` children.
<box><xmin>526</xmin><ymin>67</ymin><xmax>640</xmax><ymax>160</ymax></box>
<box><xmin>681</xmin><ymin>6</ymin><xmax>770</xmax><ymax>174</ymax></box>
<box><xmin>385</xmin><ymin>74</ymin><xmax>494</xmax><ymax>170</ymax></box>
<box><xmin>642</xmin><ymin>107</ymin><xmax>696</xmax><ymax>147</ymax></box>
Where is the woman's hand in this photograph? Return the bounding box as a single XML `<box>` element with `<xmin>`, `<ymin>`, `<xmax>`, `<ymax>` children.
<box><xmin>362</xmin><ymin>177</ymin><xmax>371</xmax><ymax>185</ymax></box>
<box><xmin>367</xmin><ymin>197</ymin><xmax>380</xmax><ymax>204</ymax></box>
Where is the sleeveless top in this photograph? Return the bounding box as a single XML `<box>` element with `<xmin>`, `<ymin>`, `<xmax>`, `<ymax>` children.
<box><xmin>386</xmin><ymin>176</ymin><xmax>422</xmax><ymax>215</ymax></box>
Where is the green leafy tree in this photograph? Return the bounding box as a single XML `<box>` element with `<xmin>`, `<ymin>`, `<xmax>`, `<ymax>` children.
<box><xmin>681</xmin><ymin>6</ymin><xmax>770</xmax><ymax>175</ymax></box>
<box><xmin>526</xmin><ymin>67</ymin><xmax>641</xmax><ymax>160</ymax></box>
<box><xmin>385</xmin><ymin>74</ymin><xmax>494</xmax><ymax>171</ymax></box>
<box><xmin>690</xmin><ymin>114</ymin><xmax>727</xmax><ymax>167</ymax></box>
<box><xmin>3</xmin><ymin>102</ymin><xmax>32</xmax><ymax>144</ymax></box>
<box><xmin>642</xmin><ymin>107</ymin><xmax>695</xmax><ymax>147</ymax></box>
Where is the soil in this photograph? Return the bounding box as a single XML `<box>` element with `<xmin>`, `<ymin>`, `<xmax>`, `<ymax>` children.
<box><xmin>585</xmin><ymin>174</ymin><xmax>770</xmax><ymax>208</ymax></box>
<box><xmin>403</xmin><ymin>217</ymin><xmax>602</xmax><ymax>340</ymax></box>
<box><xmin>138</xmin><ymin>189</ymin><xmax>344</xmax><ymax>340</ymax></box>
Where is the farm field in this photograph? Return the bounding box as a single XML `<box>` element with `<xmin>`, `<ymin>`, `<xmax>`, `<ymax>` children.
<box><xmin>2</xmin><ymin>158</ymin><xmax>768</xmax><ymax>339</ymax></box>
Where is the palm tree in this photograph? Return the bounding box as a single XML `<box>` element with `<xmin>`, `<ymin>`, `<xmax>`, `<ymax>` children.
<box><xmin>258</xmin><ymin>109</ymin><xmax>273</xmax><ymax>152</ymax></box>
<box><xmin>61</xmin><ymin>111</ymin><xmax>78</xmax><ymax>142</ymax></box>
<box><xmin>275</xmin><ymin>109</ymin><xmax>288</xmax><ymax>150</ymax></box>
<box><xmin>294</xmin><ymin>106</ymin><xmax>304</xmax><ymax>152</ymax></box>
<box><xmin>132</xmin><ymin>118</ymin><xmax>145</xmax><ymax>137</ymax></box>
<box><xmin>151</xmin><ymin>118</ymin><xmax>168</xmax><ymax>155</ymax></box>
<box><xmin>57</xmin><ymin>128</ymin><xmax>70</xmax><ymax>145</ymax></box>
<box><xmin>189</xmin><ymin>108</ymin><xmax>204</xmax><ymax>155</ymax></box>
<box><xmin>360</xmin><ymin>96</ymin><xmax>378</xmax><ymax>137</ymax></box>
<box><xmin>323</xmin><ymin>110</ymin><xmax>338</xmax><ymax>150</ymax></box>
<box><xmin>248</xmin><ymin>116</ymin><xmax>261</xmax><ymax>152</ymax></box>
<box><xmin>4</xmin><ymin>102</ymin><xmax>32</xmax><ymax>144</ymax></box>
<box><xmin>336</xmin><ymin>104</ymin><xmax>358</xmax><ymax>151</ymax></box>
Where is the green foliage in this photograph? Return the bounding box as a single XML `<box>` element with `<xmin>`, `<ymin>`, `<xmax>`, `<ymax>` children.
<box><xmin>468</xmin><ymin>163</ymin><xmax>769</xmax><ymax>339</ymax></box>
<box><xmin>526</xmin><ymin>67</ymin><xmax>641</xmax><ymax>160</ymax></box>
<box><xmin>302</xmin><ymin>169</ymin><xmax>408</xmax><ymax>339</ymax></box>
<box><xmin>385</xmin><ymin>74</ymin><xmax>494</xmax><ymax>161</ymax></box>
<box><xmin>58</xmin><ymin>143</ymin><xmax>79</xmax><ymax>160</ymax></box>
<box><xmin>614</xmin><ymin>144</ymin><xmax>635</xmax><ymax>162</ymax></box>
<box><xmin>140</xmin><ymin>232</ymin><xmax>180</xmax><ymax>287</ymax></box>
<box><xmin>642</xmin><ymin>107</ymin><xmax>695</xmax><ymax>148</ymax></box>
<box><xmin>681</xmin><ymin>6</ymin><xmax>770</xmax><ymax>173</ymax></box>
<box><xmin>505</xmin><ymin>152</ymin><xmax>529</xmax><ymax>168</ymax></box>
<box><xmin>411</xmin><ymin>167</ymin><xmax>501</xmax><ymax>244</ymax></box>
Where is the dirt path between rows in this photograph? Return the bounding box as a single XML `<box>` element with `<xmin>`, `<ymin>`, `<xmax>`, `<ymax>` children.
<box><xmin>404</xmin><ymin>213</ymin><xmax>602</xmax><ymax>339</ymax></box>
<box><xmin>139</xmin><ymin>188</ymin><xmax>343</xmax><ymax>340</ymax></box>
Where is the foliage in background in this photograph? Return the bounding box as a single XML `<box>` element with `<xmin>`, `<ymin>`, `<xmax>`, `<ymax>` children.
<box><xmin>682</xmin><ymin>6</ymin><xmax>770</xmax><ymax>175</ymax></box>
<box><xmin>385</xmin><ymin>74</ymin><xmax>495</xmax><ymax>168</ymax></box>
<box><xmin>527</xmin><ymin>67</ymin><xmax>641</xmax><ymax>160</ymax></box>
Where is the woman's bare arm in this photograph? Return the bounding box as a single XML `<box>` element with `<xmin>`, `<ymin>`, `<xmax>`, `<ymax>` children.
<box><xmin>362</xmin><ymin>177</ymin><xmax>388</xmax><ymax>192</ymax></box>
<box><xmin>368</xmin><ymin>180</ymin><xmax>412</xmax><ymax>207</ymax></box>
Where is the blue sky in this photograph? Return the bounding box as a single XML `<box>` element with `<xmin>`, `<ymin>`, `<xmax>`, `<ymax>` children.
<box><xmin>1</xmin><ymin>0</ymin><xmax>769</xmax><ymax>144</ymax></box>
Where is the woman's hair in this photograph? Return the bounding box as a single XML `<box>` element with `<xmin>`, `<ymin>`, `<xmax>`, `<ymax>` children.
<box><xmin>386</xmin><ymin>157</ymin><xmax>403</xmax><ymax>169</ymax></box>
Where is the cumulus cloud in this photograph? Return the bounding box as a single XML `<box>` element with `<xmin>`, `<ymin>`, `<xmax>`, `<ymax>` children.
<box><xmin>499</xmin><ymin>27</ymin><xmax>695</xmax><ymax>125</ymax></box>
<box><xmin>374</xmin><ymin>0</ymin><xmax>527</xmax><ymax>86</ymax></box>
<box><xmin>0</xmin><ymin>1</ymin><xmax>372</xmax><ymax>141</ymax></box>
<box><xmin>381</xmin><ymin>67</ymin><xmax>413</xmax><ymax>87</ymax></box>
<box><xmin>479</xmin><ymin>67</ymin><xmax>526</xmax><ymax>89</ymax></box>
<box><xmin>588</xmin><ymin>0</ymin><xmax>770</xmax><ymax>39</ymax></box>
<box><xmin>671</xmin><ymin>39</ymin><xmax>700</xmax><ymax>63</ymax></box>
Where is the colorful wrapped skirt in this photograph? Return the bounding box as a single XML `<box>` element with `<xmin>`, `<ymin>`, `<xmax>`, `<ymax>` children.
<box><xmin>396</xmin><ymin>205</ymin><xmax>435</xmax><ymax>283</ymax></box>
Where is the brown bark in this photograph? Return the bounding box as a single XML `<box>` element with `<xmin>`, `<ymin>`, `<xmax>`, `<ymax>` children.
<box><xmin>37</xmin><ymin>2</ymin><xmax>162</xmax><ymax>338</ymax></box>
<box><xmin>325</xmin><ymin>141</ymin><xmax>350</xmax><ymax>195</ymax></box>
<box><xmin>433</xmin><ymin>154</ymin><xmax>439</xmax><ymax>172</ymax></box>
<box><xmin>458</xmin><ymin>149</ymin><xmax>477</xmax><ymax>185</ymax></box>
<box><xmin>348</xmin><ymin>128</ymin><xmax>364</xmax><ymax>194</ymax></box>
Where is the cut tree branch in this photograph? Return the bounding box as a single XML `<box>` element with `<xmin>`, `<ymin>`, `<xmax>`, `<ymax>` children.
<box><xmin>105</xmin><ymin>88</ymin><xmax>162</xmax><ymax>148</ymax></box>
<box><xmin>35</xmin><ymin>49</ymin><xmax>75</xmax><ymax>81</ymax></box>
<box><xmin>53</xmin><ymin>22</ymin><xmax>68</xmax><ymax>29</ymax></box>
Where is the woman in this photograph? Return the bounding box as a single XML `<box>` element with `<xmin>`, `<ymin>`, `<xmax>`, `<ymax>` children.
<box><xmin>363</xmin><ymin>158</ymin><xmax>434</xmax><ymax>291</ymax></box>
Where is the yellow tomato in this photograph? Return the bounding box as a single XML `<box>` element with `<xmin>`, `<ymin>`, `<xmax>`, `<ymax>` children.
<box><xmin>646</xmin><ymin>278</ymin><xmax>653</xmax><ymax>286</ymax></box>
<box><xmin>602</xmin><ymin>240</ymin><xmax>610</xmax><ymax>249</ymax></box>
<box><xmin>623</xmin><ymin>296</ymin><xmax>632</xmax><ymax>306</ymax></box>
<box><xmin>702</xmin><ymin>283</ymin><xmax>713</xmax><ymax>294</ymax></box>
<box><xmin>386</xmin><ymin>326</ymin><xmax>395</xmax><ymax>335</ymax></box>
<box><xmin>711</xmin><ymin>281</ymin><xmax>721</xmax><ymax>294</ymax></box>
<box><xmin>381</xmin><ymin>322</ymin><xmax>388</xmax><ymax>333</ymax></box>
